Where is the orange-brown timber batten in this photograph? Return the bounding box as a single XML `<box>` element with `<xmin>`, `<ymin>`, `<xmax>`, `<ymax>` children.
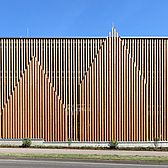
<box><xmin>0</xmin><ymin>29</ymin><xmax>168</xmax><ymax>141</ymax></box>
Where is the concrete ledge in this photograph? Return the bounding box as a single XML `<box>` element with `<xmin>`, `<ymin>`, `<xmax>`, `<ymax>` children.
<box><xmin>43</xmin><ymin>141</ymin><xmax>109</xmax><ymax>148</ymax></box>
<box><xmin>118</xmin><ymin>141</ymin><xmax>168</xmax><ymax>148</ymax></box>
<box><xmin>43</xmin><ymin>141</ymin><xmax>168</xmax><ymax>148</ymax></box>
<box><xmin>0</xmin><ymin>139</ymin><xmax>168</xmax><ymax>148</ymax></box>
<box><xmin>118</xmin><ymin>141</ymin><xmax>154</xmax><ymax>148</ymax></box>
<box><xmin>0</xmin><ymin>139</ymin><xmax>44</xmax><ymax>146</ymax></box>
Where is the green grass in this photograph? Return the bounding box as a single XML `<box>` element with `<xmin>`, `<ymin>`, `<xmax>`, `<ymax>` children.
<box><xmin>0</xmin><ymin>153</ymin><xmax>168</xmax><ymax>163</ymax></box>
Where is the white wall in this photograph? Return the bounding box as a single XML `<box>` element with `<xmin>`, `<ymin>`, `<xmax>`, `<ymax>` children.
<box><xmin>0</xmin><ymin>139</ymin><xmax>167</xmax><ymax>148</ymax></box>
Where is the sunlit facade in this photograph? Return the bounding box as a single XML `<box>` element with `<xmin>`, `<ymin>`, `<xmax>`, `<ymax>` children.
<box><xmin>0</xmin><ymin>29</ymin><xmax>168</xmax><ymax>141</ymax></box>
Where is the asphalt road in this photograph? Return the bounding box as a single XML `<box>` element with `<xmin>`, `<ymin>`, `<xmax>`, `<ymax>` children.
<box><xmin>0</xmin><ymin>159</ymin><xmax>167</xmax><ymax>168</ymax></box>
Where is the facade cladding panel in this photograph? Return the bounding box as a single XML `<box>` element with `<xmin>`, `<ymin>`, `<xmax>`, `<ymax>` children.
<box><xmin>0</xmin><ymin>28</ymin><xmax>168</xmax><ymax>141</ymax></box>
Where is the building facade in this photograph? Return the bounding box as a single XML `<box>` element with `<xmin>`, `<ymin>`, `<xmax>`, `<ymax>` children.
<box><xmin>0</xmin><ymin>28</ymin><xmax>168</xmax><ymax>141</ymax></box>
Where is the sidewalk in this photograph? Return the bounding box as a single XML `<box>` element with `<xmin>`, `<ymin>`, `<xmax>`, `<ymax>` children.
<box><xmin>0</xmin><ymin>148</ymin><xmax>168</xmax><ymax>157</ymax></box>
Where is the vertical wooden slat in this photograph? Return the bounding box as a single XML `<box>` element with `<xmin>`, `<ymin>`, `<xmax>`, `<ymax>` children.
<box><xmin>1</xmin><ymin>35</ymin><xmax>168</xmax><ymax>143</ymax></box>
<box><xmin>164</xmin><ymin>40</ymin><xmax>167</xmax><ymax>140</ymax></box>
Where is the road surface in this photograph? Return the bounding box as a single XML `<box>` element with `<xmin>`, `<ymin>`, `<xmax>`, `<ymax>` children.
<box><xmin>0</xmin><ymin>159</ymin><xmax>167</xmax><ymax>168</ymax></box>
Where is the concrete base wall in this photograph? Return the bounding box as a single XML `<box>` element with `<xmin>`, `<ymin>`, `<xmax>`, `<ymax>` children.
<box><xmin>43</xmin><ymin>141</ymin><xmax>168</xmax><ymax>148</ymax></box>
<box><xmin>0</xmin><ymin>139</ymin><xmax>44</xmax><ymax>146</ymax></box>
<box><xmin>43</xmin><ymin>141</ymin><xmax>109</xmax><ymax>148</ymax></box>
<box><xmin>118</xmin><ymin>141</ymin><xmax>158</xmax><ymax>148</ymax></box>
<box><xmin>0</xmin><ymin>139</ymin><xmax>168</xmax><ymax>148</ymax></box>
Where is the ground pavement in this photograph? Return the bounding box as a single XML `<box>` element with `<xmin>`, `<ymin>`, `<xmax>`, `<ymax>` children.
<box><xmin>0</xmin><ymin>148</ymin><xmax>168</xmax><ymax>157</ymax></box>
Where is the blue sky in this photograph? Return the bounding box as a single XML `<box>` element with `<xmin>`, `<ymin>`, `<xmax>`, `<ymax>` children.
<box><xmin>0</xmin><ymin>0</ymin><xmax>168</xmax><ymax>37</ymax></box>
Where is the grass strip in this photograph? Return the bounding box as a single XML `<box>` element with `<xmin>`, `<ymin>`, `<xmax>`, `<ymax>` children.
<box><xmin>0</xmin><ymin>153</ymin><xmax>168</xmax><ymax>162</ymax></box>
